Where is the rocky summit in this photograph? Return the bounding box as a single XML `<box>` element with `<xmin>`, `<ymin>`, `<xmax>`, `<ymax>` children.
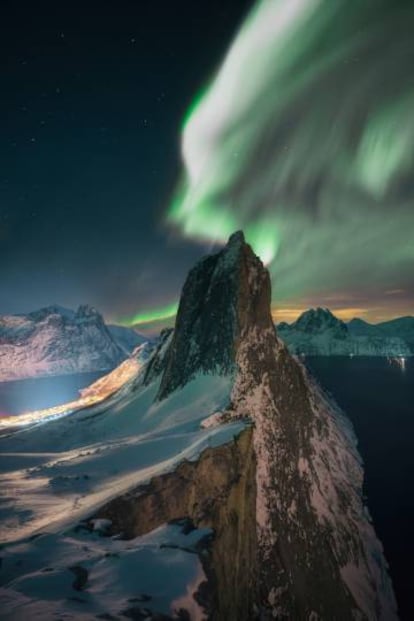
<box><xmin>98</xmin><ymin>232</ymin><xmax>398</xmax><ymax>620</ymax></box>
<box><xmin>0</xmin><ymin>232</ymin><xmax>398</xmax><ymax>620</ymax></box>
<box><xmin>151</xmin><ymin>230</ymin><xmax>272</xmax><ymax>399</ymax></box>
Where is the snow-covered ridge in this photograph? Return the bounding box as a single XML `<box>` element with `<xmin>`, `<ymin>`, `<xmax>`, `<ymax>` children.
<box><xmin>0</xmin><ymin>365</ymin><xmax>240</xmax><ymax>618</ymax></box>
<box><xmin>228</xmin><ymin>318</ymin><xmax>397</xmax><ymax>618</ymax></box>
<box><xmin>278</xmin><ymin>307</ymin><xmax>413</xmax><ymax>356</ymax></box>
<box><xmin>133</xmin><ymin>232</ymin><xmax>398</xmax><ymax>618</ymax></box>
<box><xmin>0</xmin><ymin>304</ymin><xmax>144</xmax><ymax>382</ymax></box>
<box><xmin>0</xmin><ymin>233</ymin><xmax>398</xmax><ymax>620</ymax></box>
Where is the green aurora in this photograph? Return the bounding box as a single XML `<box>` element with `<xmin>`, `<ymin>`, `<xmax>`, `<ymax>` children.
<box><xmin>165</xmin><ymin>0</ymin><xmax>414</xmax><ymax>313</ymax></box>
<box><xmin>123</xmin><ymin>0</ymin><xmax>414</xmax><ymax>329</ymax></box>
<box><xmin>121</xmin><ymin>301</ymin><xmax>179</xmax><ymax>327</ymax></box>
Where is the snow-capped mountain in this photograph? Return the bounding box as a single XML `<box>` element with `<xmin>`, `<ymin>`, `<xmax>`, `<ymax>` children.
<box><xmin>107</xmin><ymin>323</ymin><xmax>146</xmax><ymax>354</ymax></box>
<box><xmin>0</xmin><ymin>233</ymin><xmax>397</xmax><ymax>620</ymax></box>
<box><xmin>279</xmin><ymin>307</ymin><xmax>412</xmax><ymax>356</ymax></box>
<box><xmin>348</xmin><ymin>315</ymin><xmax>414</xmax><ymax>347</ymax></box>
<box><xmin>0</xmin><ymin>304</ymin><xmax>135</xmax><ymax>381</ymax></box>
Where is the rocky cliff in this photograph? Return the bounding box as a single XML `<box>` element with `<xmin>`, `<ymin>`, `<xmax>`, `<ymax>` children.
<box><xmin>92</xmin><ymin>232</ymin><xmax>397</xmax><ymax>620</ymax></box>
<box><xmin>94</xmin><ymin>427</ymin><xmax>257</xmax><ymax>621</ymax></box>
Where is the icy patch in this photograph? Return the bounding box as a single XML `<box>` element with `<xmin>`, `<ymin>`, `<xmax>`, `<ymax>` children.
<box><xmin>90</xmin><ymin>518</ymin><xmax>112</xmax><ymax>534</ymax></box>
<box><xmin>0</xmin><ymin>523</ymin><xmax>210</xmax><ymax>620</ymax></box>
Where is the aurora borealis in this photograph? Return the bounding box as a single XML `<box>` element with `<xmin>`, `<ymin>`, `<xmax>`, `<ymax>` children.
<box><xmin>121</xmin><ymin>301</ymin><xmax>179</xmax><ymax>329</ymax></box>
<box><xmin>2</xmin><ymin>0</ymin><xmax>413</xmax><ymax>326</ymax></box>
<box><xmin>166</xmin><ymin>0</ymin><xmax>414</xmax><ymax>324</ymax></box>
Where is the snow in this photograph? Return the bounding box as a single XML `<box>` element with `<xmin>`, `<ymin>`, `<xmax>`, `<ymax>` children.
<box><xmin>227</xmin><ymin>324</ymin><xmax>397</xmax><ymax>619</ymax></box>
<box><xmin>0</xmin><ymin>290</ymin><xmax>399</xmax><ymax>619</ymax></box>
<box><xmin>0</xmin><ymin>364</ymin><xmax>244</xmax><ymax>618</ymax></box>
<box><xmin>230</xmin><ymin>326</ymin><xmax>280</xmax><ymax>553</ymax></box>
<box><xmin>0</xmin><ymin>306</ymin><xmax>128</xmax><ymax>382</ymax></box>
<box><xmin>90</xmin><ymin>518</ymin><xmax>112</xmax><ymax>533</ymax></box>
<box><xmin>107</xmin><ymin>323</ymin><xmax>147</xmax><ymax>354</ymax></box>
<box><xmin>171</xmin><ymin>563</ymin><xmax>207</xmax><ymax>621</ymax></box>
<box><xmin>278</xmin><ymin>309</ymin><xmax>412</xmax><ymax>357</ymax></box>
<box><xmin>0</xmin><ymin>354</ymin><xmax>144</xmax><ymax>431</ymax></box>
<box><xmin>200</xmin><ymin>410</ymin><xmax>225</xmax><ymax>428</ymax></box>
<box><xmin>0</xmin><ymin>523</ymin><xmax>210</xmax><ymax>620</ymax></box>
<box><xmin>0</xmin><ymin>374</ymin><xmax>243</xmax><ymax>543</ymax></box>
<box><xmin>298</xmin><ymin>363</ymin><xmax>398</xmax><ymax>620</ymax></box>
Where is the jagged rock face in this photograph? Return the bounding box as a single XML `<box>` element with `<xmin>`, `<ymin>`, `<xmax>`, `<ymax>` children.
<box><xmin>92</xmin><ymin>232</ymin><xmax>397</xmax><ymax>620</ymax></box>
<box><xmin>157</xmin><ymin>231</ymin><xmax>272</xmax><ymax>399</ymax></box>
<box><xmin>143</xmin><ymin>328</ymin><xmax>174</xmax><ymax>387</ymax></box>
<box><xmin>232</xmin><ymin>329</ymin><xmax>397</xmax><ymax>619</ymax></box>
<box><xmin>93</xmin><ymin>428</ymin><xmax>257</xmax><ymax>621</ymax></box>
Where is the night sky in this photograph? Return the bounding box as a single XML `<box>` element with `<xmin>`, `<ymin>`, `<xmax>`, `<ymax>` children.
<box><xmin>0</xmin><ymin>0</ymin><xmax>251</xmax><ymax>321</ymax></box>
<box><xmin>1</xmin><ymin>0</ymin><xmax>413</xmax><ymax>327</ymax></box>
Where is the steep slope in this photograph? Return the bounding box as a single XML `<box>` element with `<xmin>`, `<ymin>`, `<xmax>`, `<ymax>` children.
<box><xmin>96</xmin><ymin>232</ymin><xmax>397</xmax><ymax>620</ymax></box>
<box><xmin>155</xmin><ymin>231</ymin><xmax>269</xmax><ymax>399</ymax></box>
<box><xmin>0</xmin><ymin>233</ymin><xmax>398</xmax><ymax>620</ymax></box>
<box><xmin>0</xmin><ymin>305</ymin><xmax>128</xmax><ymax>381</ymax></box>
<box><xmin>279</xmin><ymin>308</ymin><xmax>411</xmax><ymax>356</ymax></box>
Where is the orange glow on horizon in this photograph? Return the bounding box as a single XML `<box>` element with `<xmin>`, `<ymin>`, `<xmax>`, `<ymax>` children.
<box><xmin>271</xmin><ymin>304</ymin><xmax>413</xmax><ymax>324</ymax></box>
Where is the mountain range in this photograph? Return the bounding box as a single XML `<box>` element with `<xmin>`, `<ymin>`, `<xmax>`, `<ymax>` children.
<box><xmin>1</xmin><ymin>302</ymin><xmax>411</xmax><ymax>384</ymax></box>
<box><xmin>278</xmin><ymin>308</ymin><xmax>413</xmax><ymax>356</ymax></box>
<box><xmin>0</xmin><ymin>232</ymin><xmax>397</xmax><ymax>620</ymax></box>
<box><xmin>0</xmin><ymin>304</ymin><xmax>145</xmax><ymax>382</ymax></box>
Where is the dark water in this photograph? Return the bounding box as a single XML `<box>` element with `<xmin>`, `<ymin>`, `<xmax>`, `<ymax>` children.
<box><xmin>306</xmin><ymin>356</ymin><xmax>413</xmax><ymax>621</ymax></box>
<box><xmin>0</xmin><ymin>371</ymin><xmax>105</xmax><ymax>415</ymax></box>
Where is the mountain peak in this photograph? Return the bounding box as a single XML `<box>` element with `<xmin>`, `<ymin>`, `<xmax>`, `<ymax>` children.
<box><xmin>155</xmin><ymin>231</ymin><xmax>273</xmax><ymax>399</ymax></box>
<box><xmin>0</xmin><ymin>303</ymin><xmax>128</xmax><ymax>381</ymax></box>
<box><xmin>26</xmin><ymin>305</ymin><xmax>75</xmax><ymax>321</ymax></box>
<box><xmin>75</xmin><ymin>304</ymin><xmax>100</xmax><ymax>319</ymax></box>
<box><xmin>146</xmin><ymin>233</ymin><xmax>396</xmax><ymax>619</ymax></box>
<box><xmin>293</xmin><ymin>307</ymin><xmax>347</xmax><ymax>335</ymax></box>
<box><xmin>227</xmin><ymin>229</ymin><xmax>245</xmax><ymax>245</ymax></box>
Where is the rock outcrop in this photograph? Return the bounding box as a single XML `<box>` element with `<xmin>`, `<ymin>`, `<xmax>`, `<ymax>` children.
<box><xmin>94</xmin><ymin>427</ymin><xmax>257</xmax><ymax>621</ymax></box>
<box><xmin>92</xmin><ymin>232</ymin><xmax>397</xmax><ymax>620</ymax></box>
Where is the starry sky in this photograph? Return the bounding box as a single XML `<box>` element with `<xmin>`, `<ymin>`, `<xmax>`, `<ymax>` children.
<box><xmin>1</xmin><ymin>0</ymin><xmax>413</xmax><ymax>328</ymax></box>
<box><xmin>0</xmin><ymin>0</ymin><xmax>251</xmax><ymax>320</ymax></box>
